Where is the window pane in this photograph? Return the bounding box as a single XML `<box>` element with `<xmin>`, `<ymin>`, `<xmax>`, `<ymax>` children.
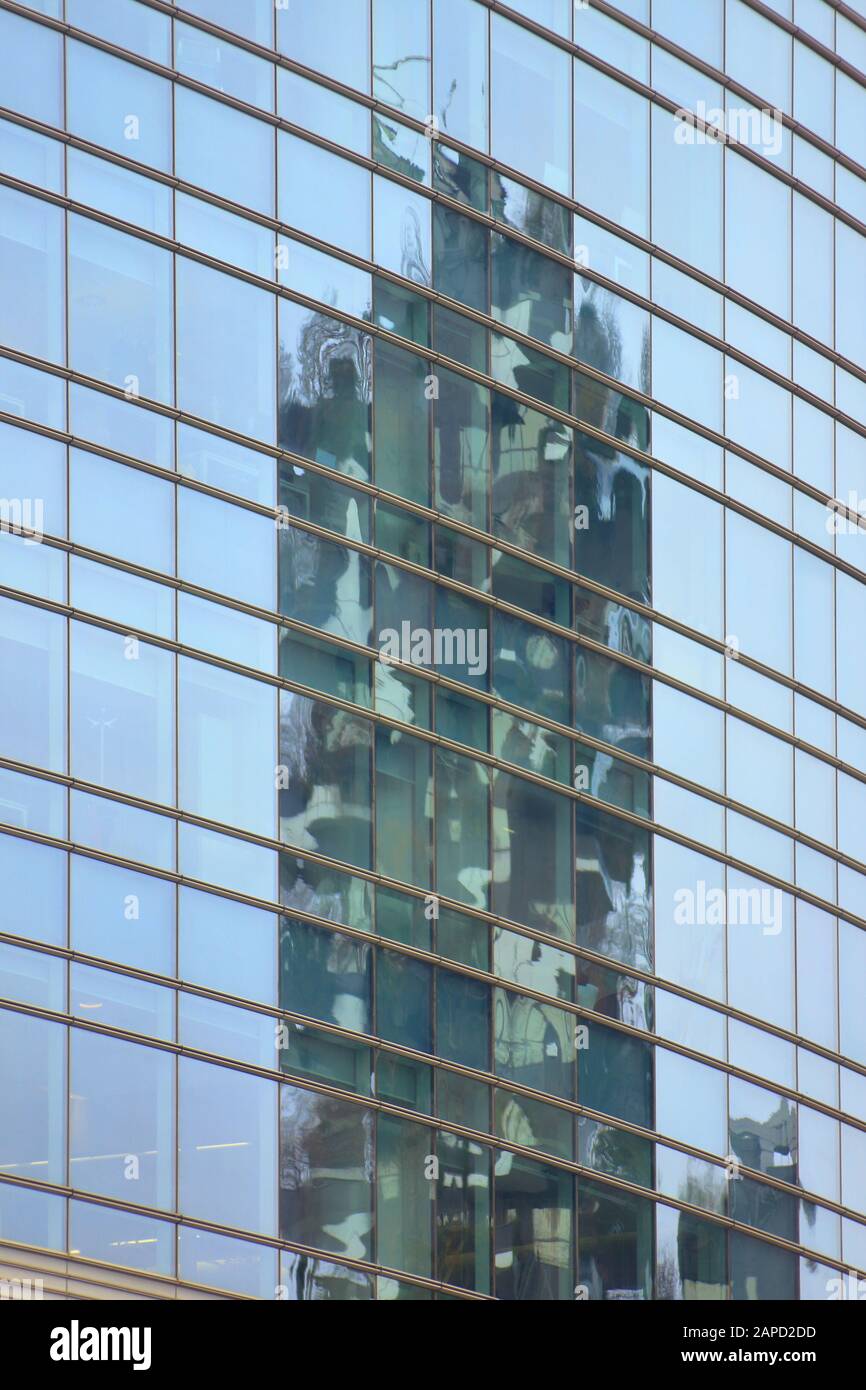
<box><xmin>69</xmin><ymin>216</ymin><xmax>174</xmax><ymax>403</ymax></box>
<box><xmin>578</xmin><ymin>1178</ymin><xmax>652</xmax><ymax>1300</ymax></box>
<box><xmin>180</xmin><ymin>1058</ymin><xmax>276</xmax><ymax>1235</ymax></box>
<box><xmin>374</xmin><ymin>174</ymin><xmax>431</xmax><ymax>284</ymax></box>
<box><xmin>70</xmin><ymin>448</ymin><xmax>173</xmax><ymax>572</ymax></box>
<box><xmin>652</xmin><ymin>106</ymin><xmax>722</xmax><ymax>279</ymax></box>
<box><xmin>435</xmin><ymin>746</ymin><xmax>489</xmax><ymax>908</ymax></box>
<box><xmin>71</xmin><ymin>621</ymin><xmax>175</xmax><ymax>804</ymax></box>
<box><xmin>373</xmin><ymin>0</ymin><xmax>430</xmax><ymax>122</ymax></box>
<box><xmin>277</xmin><ymin>0</ymin><xmax>369</xmax><ymax>93</ymax></box>
<box><xmin>72</xmin><ymin>962</ymin><xmax>173</xmax><ymax>1041</ymax></box>
<box><xmin>67</xmin><ymin>0</ymin><xmax>171</xmax><ymax>63</ymax></box>
<box><xmin>496</xmin><ymin>1151</ymin><xmax>573</xmax><ymax>1299</ymax></box>
<box><xmin>0</xmin><ymin>9</ymin><xmax>62</xmax><ymax>125</ymax></box>
<box><xmin>280</xmin><ymin>133</ymin><xmax>371</xmax><ymax>261</ymax></box>
<box><xmin>278</xmin><ymin>70</ymin><xmax>369</xmax><ymax>157</ymax></box>
<box><xmin>70</xmin><ymin>1201</ymin><xmax>174</xmax><ymax>1277</ymax></box>
<box><xmin>279</xmin><ymin>693</ymin><xmax>372</xmax><ymax>869</ymax></box>
<box><xmin>176</xmin><ymin>21</ymin><xmax>273</xmax><ymax>109</ymax></box>
<box><xmin>377</xmin><ymin>1113</ymin><xmax>432</xmax><ymax>1277</ymax></box>
<box><xmin>279</xmin><ymin>300</ymin><xmax>372</xmax><ymax>481</ymax></box>
<box><xmin>181</xmin><ymin>0</ymin><xmax>273</xmax><ymax>45</ymax></box>
<box><xmin>376</xmin><ymin>726</ymin><xmax>432</xmax><ymax>886</ymax></box>
<box><xmin>177</xmin><ymin>257</ymin><xmax>276</xmax><ymax>442</ymax></box>
<box><xmin>71</xmin><ymin>853</ymin><xmax>174</xmax><ymax>975</ymax></box>
<box><xmin>433</xmin><ymin>0</ymin><xmax>488</xmax><ymax>150</ymax></box>
<box><xmin>437</xmin><ymin>1131</ymin><xmax>490</xmax><ymax>1292</ymax></box>
<box><xmin>176</xmin><ymin>86</ymin><xmax>274</xmax><ymax>214</ymax></box>
<box><xmin>179</xmin><ymin>489</ymin><xmax>275</xmax><ymax>609</ymax></box>
<box><xmin>67</xmin><ymin>40</ymin><xmax>172</xmax><ymax>171</ymax></box>
<box><xmin>279</xmin><ymin>1085</ymin><xmax>373</xmax><ymax>1257</ymax></box>
<box><xmin>492</xmin><ymin>15</ymin><xmax>571</xmax><ymax>195</ymax></box>
<box><xmin>0</xmin><ymin>1009</ymin><xmax>65</xmax><ymax>1186</ymax></box>
<box><xmin>0</xmin><ymin>597</ymin><xmax>66</xmax><ymax>774</ymax></box>
<box><xmin>180</xmin><ymin>658</ymin><xmax>275</xmax><ymax>837</ymax></box>
<box><xmin>0</xmin><ymin>834</ymin><xmax>66</xmax><ymax>947</ymax></box>
<box><xmin>726</xmin><ymin>152</ymin><xmax>791</xmax><ymax>317</ymax></box>
<box><xmin>0</xmin><ymin>187</ymin><xmax>65</xmax><ymax>363</ymax></box>
<box><xmin>374</xmin><ymin>340</ymin><xmax>431</xmax><ymax>504</ymax></box>
<box><xmin>279</xmin><ymin>915</ymin><xmax>371</xmax><ymax>1032</ymax></box>
<box><xmin>433</xmin><ymin>366</ymin><xmax>489</xmax><ymax>530</ymax></box>
<box><xmin>575</xmin><ymin>61</ymin><xmax>647</xmax><ymax>237</ymax></box>
<box><xmin>70</xmin><ymin>1029</ymin><xmax>174</xmax><ymax>1207</ymax></box>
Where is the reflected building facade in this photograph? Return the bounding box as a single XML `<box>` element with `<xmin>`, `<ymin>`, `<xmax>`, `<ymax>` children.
<box><xmin>0</xmin><ymin>0</ymin><xmax>865</xmax><ymax>1300</ymax></box>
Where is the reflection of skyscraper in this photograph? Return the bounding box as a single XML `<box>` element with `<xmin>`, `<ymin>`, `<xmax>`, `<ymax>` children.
<box><xmin>0</xmin><ymin>0</ymin><xmax>863</xmax><ymax>1303</ymax></box>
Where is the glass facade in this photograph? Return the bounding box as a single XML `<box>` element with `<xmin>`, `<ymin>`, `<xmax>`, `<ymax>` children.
<box><xmin>0</xmin><ymin>0</ymin><xmax>864</xmax><ymax>1302</ymax></box>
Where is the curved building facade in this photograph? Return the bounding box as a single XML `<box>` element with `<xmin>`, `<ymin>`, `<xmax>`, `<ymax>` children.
<box><xmin>0</xmin><ymin>0</ymin><xmax>865</xmax><ymax>1301</ymax></box>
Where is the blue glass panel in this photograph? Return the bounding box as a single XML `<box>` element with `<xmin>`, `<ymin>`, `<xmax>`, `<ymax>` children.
<box><xmin>279</xmin><ymin>132</ymin><xmax>371</xmax><ymax>260</ymax></box>
<box><xmin>278</xmin><ymin>69</ymin><xmax>370</xmax><ymax>156</ymax></box>
<box><xmin>492</xmin><ymin>14</ymin><xmax>571</xmax><ymax>195</ymax></box>
<box><xmin>175</xmin><ymin>20</ymin><xmax>274</xmax><ymax>108</ymax></box>
<box><xmin>71</xmin><ymin>621</ymin><xmax>175</xmax><ymax>804</ymax></box>
<box><xmin>0</xmin><ymin>833</ymin><xmax>66</xmax><ymax>947</ymax></box>
<box><xmin>0</xmin><ymin>117</ymin><xmax>63</xmax><ymax>193</ymax></box>
<box><xmin>69</xmin><ymin>384</ymin><xmax>174</xmax><ymax>470</ymax></box>
<box><xmin>175</xmin><ymin>85</ymin><xmax>274</xmax><ymax>214</ymax></box>
<box><xmin>179</xmin><ymin>821</ymin><xmax>277</xmax><ymax>900</ymax></box>
<box><xmin>71</xmin><ymin>853</ymin><xmax>175</xmax><ymax>975</ymax></box>
<box><xmin>178</xmin><ymin>488</ymin><xmax>275</xmax><ymax>609</ymax></box>
<box><xmin>71</xmin><ymin>788</ymin><xmax>176</xmax><ymax>872</ymax></box>
<box><xmin>277</xmin><ymin>0</ymin><xmax>369</xmax><ymax>93</ymax></box>
<box><xmin>68</xmin><ymin>148</ymin><xmax>173</xmax><ymax>238</ymax></box>
<box><xmin>69</xmin><ymin>1199</ymin><xmax>174</xmax><ymax>1276</ymax></box>
<box><xmin>180</xmin><ymin>1057</ymin><xmax>277</xmax><ymax>1235</ymax></box>
<box><xmin>179</xmin><ymin>885</ymin><xmax>276</xmax><ymax>1004</ymax></box>
<box><xmin>70</xmin><ymin>1029</ymin><xmax>174</xmax><ymax>1207</ymax></box>
<box><xmin>0</xmin><ymin>187</ymin><xmax>65</xmax><ymax>364</ymax></box>
<box><xmin>373</xmin><ymin>0</ymin><xmax>431</xmax><ymax>123</ymax></box>
<box><xmin>179</xmin><ymin>657</ymin><xmax>276</xmax><ymax>838</ymax></box>
<box><xmin>71</xmin><ymin>555</ymin><xmax>175</xmax><ymax>641</ymax></box>
<box><xmin>71</xmin><ymin>962</ymin><xmax>174</xmax><ymax>1041</ymax></box>
<box><xmin>70</xmin><ymin>448</ymin><xmax>174</xmax><ymax>573</ymax></box>
<box><xmin>68</xmin><ymin>216</ymin><xmax>174</xmax><ymax>404</ymax></box>
<box><xmin>182</xmin><ymin>0</ymin><xmax>274</xmax><ymax>45</ymax></box>
<box><xmin>0</xmin><ymin>597</ymin><xmax>66</xmax><ymax>774</ymax></box>
<box><xmin>0</xmin><ymin>10</ymin><xmax>62</xmax><ymax>125</ymax></box>
<box><xmin>0</xmin><ymin>1009</ymin><xmax>65</xmax><ymax>1186</ymax></box>
<box><xmin>433</xmin><ymin>0</ymin><xmax>488</xmax><ymax>150</ymax></box>
<box><xmin>177</xmin><ymin>257</ymin><xmax>276</xmax><ymax>442</ymax></box>
<box><xmin>67</xmin><ymin>40</ymin><xmax>172</xmax><ymax>171</ymax></box>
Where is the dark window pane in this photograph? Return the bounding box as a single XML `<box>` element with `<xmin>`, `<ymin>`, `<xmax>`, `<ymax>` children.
<box><xmin>495</xmin><ymin>1151</ymin><xmax>574</xmax><ymax>1299</ymax></box>
<box><xmin>280</xmin><ymin>1085</ymin><xmax>373</xmax><ymax>1259</ymax></box>
<box><xmin>280</xmin><ymin>915</ymin><xmax>371</xmax><ymax>1033</ymax></box>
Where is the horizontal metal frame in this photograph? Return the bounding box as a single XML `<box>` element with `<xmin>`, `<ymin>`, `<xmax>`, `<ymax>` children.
<box><xmin>0</xmin><ymin>0</ymin><xmax>860</xmax><ymax>1301</ymax></box>
<box><xmin>1</xmin><ymin>171</ymin><xmax>866</xmax><ymax>731</ymax></box>
<box><xmin>0</xmin><ymin>719</ymin><xmax>862</xmax><ymax>1102</ymax></box>
<box><xmin>1</xmin><ymin>128</ymin><xmax>864</xmax><ymax>564</ymax></box>
<box><xmin>4</xmin><ymin>0</ymin><xmax>866</xmax><ymax>438</ymax></box>
<box><xmin>3</xmin><ymin>383</ymin><xmax>866</xmax><ymax>863</ymax></box>
<box><xmin>1</xmin><ymin>778</ymin><xmax>864</xmax><ymax>1130</ymax></box>
<box><xmin>0</xmin><ymin>916</ymin><xmax>862</xmax><ymax>1234</ymax></box>
<box><xmin>5</xmin><ymin>0</ymin><xmax>866</xmax><ymax>408</ymax></box>
<box><xmin>0</xmin><ymin>571</ymin><xmax>862</xmax><ymax>946</ymax></box>
<box><xmin>0</xmin><ymin>1182</ymin><xmax>490</xmax><ymax>1301</ymax></box>
<box><xmin>0</xmin><ymin>992</ymin><xmax>860</xmax><ymax>1285</ymax></box>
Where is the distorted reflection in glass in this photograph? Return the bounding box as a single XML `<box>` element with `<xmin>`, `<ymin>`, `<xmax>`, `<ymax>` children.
<box><xmin>279</xmin><ymin>693</ymin><xmax>372</xmax><ymax>869</ymax></box>
<box><xmin>280</xmin><ymin>1084</ymin><xmax>374</xmax><ymax>1259</ymax></box>
<box><xmin>495</xmin><ymin>1150</ymin><xmax>574</xmax><ymax>1299</ymax></box>
<box><xmin>279</xmin><ymin>301</ymin><xmax>372</xmax><ymax>481</ymax></box>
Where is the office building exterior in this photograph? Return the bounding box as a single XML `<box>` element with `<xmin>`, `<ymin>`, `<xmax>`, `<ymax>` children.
<box><xmin>0</xmin><ymin>0</ymin><xmax>865</xmax><ymax>1301</ymax></box>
